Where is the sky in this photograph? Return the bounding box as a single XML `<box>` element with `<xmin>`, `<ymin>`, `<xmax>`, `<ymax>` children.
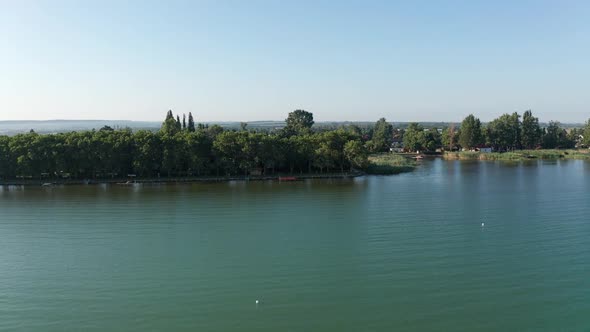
<box><xmin>1</xmin><ymin>0</ymin><xmax>589</xmax><ymax>123</ymax></box>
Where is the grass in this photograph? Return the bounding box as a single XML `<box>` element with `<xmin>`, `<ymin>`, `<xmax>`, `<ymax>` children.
<box><xmin>365</xmin><ymin>154</ymin><xmax>417</xmax><ymax>175</ymax></box>
<box><xmin>443</xmin><ymin>149</ymin><xmax>590</xmax><ymax>161</ymax></box>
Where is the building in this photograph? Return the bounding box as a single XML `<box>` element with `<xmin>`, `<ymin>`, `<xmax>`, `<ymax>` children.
<box><xmin>389</xmin><ymin>138</ymin><xmax>404</xmax><ymax>153</ymax></box>
<box><xmin>479</xmin><ymin>147</ymin><xmax>493</xmax><ymax>153</ymax></box>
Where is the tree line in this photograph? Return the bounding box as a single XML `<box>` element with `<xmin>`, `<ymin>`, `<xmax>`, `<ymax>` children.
<box><xmin>0</xmin><ymin>110</ymin><xmax>373</xmax><ymax>179</ymax></box>
<box><xmin>401</xmin><ymin>111</ymin><xmax>590</xmax><ymax>152</ymax></box>
<box><xmin>450</xmin><ymin>111</ymin><xmax>589</xmax><ymax>151</ymax></box>
<box><xmin>1</xmin><ymin>109</ymin><xmax>589</xmax><ymax>180</ymax></box>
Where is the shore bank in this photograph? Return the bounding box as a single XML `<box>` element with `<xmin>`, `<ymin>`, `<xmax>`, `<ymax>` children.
<box><xmin>443</xmin><ymin>149</ymin><xmax>590</xmax><ymax>161</ymax></box>
<box><xmin>0</xmin><ymin>172</ymin><xmax>364</xmax><ymax>186</ymax></box>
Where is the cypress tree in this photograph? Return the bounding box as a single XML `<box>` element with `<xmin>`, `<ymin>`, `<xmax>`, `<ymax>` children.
<box><xmin>161</xmin><ymin>110</ymin><xmax>178</xmax><ymax>135</ymax></box>
<box><xmin>165</xmin><ymin>110</ymin><xmax>174</xmax><ymax>120</ymax></box>
<box><xmin>188</xmin><ymin>112</ymin><xmax>196</xmax><ymax>132</ymax></box>
<box><xmin>176</xmin><ymin>115</ymin><xmax>182</xmax><ymax>131</ymax></box>
<box><xmin>182</xmin><ymin>114</ymin><xmax>187</xmax><ymax>131</ymax></box>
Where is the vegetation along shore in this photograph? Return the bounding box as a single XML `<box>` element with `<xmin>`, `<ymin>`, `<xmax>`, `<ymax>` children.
<box><xmin>444</xmin><ymin>149</ymin><xmax>590</xmax><ymax>161</ymax></box>
<box><xmin>1</xmin><ymin>109</ymin><xmax>590</xmax><ymax>185</ymax></box>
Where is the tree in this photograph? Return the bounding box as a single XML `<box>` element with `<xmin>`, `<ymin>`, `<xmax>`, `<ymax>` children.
<box><xmin>182</xmin><ymin>114</ymin><xmax>187</xmax><ymax>131</ymax></box>
<box><xmin>176</xmin><ymin>115</ymin><xmax>182</xmax><ymax>131</ymax></box>
<box><xmin>459</xmin><ymin>114</ymin><xmax>483</xmax><ymax>150</ymax></box>
<box><xmin>165</xmin><ymin>110</ymin><xmax>174</xmax><ymax>121</ymax></box>
<box><xmin>582</xmin><ymin>119</ymin><xmax>590</xmax><ymax>147</ymax></box>
<box><xmin>311</xmin><ymin>130</ymin><xmax>355</xmax><ymax>173</ymax></box>
<box><xmin>441</xmin><ymin>124</ymin><xmax>457</xmax><ymax>150</ymax></box>
<box><xmin>403</xmin><ymin>123</ymin><xmax>425</xmax><ymax>152</ymax></box>
<box><xmin>0</xmin><ymin>135</ymin><xmax>12</xmax><ymax>178</ymax></box>
<box><xmin>567</xmin><ymin>128</ymin><xmax>582</xmax><ymax>148</ymax></box>
<box><xmin>161</xmin><ymin>110</ymin><xmax>180</xmax><ymax>136</ymax></box>
<box><xmin>284</xmin><ymin>110</ymin><xmax>314</xmax><ymax>136</ymax></box>
<box><xmin>485</xmin><ymin>113</ymin><xmax>521</xmax><ymax>151</ymax></box>
<box><xmin>259</xmin><ymin>135</ymin><xmax>284</xmax><ymax>174</ymax></box>
<box><xmin>542</xmin><ymin>121</ymin><xmax>573</xmax><ymax>149</ymax></box>
<box><xmin>368</xmin><ymin>118</ymin><xmax>393</xmax><ymax>153</ymax></box>
<box><xmin>184</xmin><ymin>131</ymin><xmax>212</xmax><ymax>175</ymax></box>
<box><xmin>187</xmin><ymin>112</ymin><xmax>196</xmax><ymax>132</ymax></box>
<box><xmin>213</xmin><ymin>131</ymin><xmax>242</xmax><ymax>175</ymax></box>
<box><xmin>133</xmin><ymin>130</ymin><xmax>162</xmax><ymax>177</ymax></box>
<box><xmin>99</xmin><ymin>125</ymin><xmax>114</xmax><ymax>131</ymax></box>
<box><xmin>344</xmin><ymin>140</ymin><xmax>368</xmax><ymax>170</ymax></box>
<box><xmin>287</xmin><ymin>135</ymin><xmax>315</xmax><ymax>173</ymax></box>
<box><xmin>521</xmin><ymin>110</ymin><xmax>542</xmax><ymax>149</ymax></box>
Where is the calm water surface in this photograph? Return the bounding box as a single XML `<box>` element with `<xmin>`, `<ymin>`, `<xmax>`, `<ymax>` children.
<box><xmin>1</xmin><ymin>159</ymin><xmax>589</xmax><ymax>331</ymax></box>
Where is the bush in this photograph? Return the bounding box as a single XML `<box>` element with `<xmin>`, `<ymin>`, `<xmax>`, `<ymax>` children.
<box><xmin>365</xmin><ymin>154</ymin><xmax>417</xmax><ymax>175</ymax></box>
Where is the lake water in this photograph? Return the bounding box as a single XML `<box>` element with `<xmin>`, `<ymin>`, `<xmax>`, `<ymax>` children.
<box><xmin>1</xmin><ymin>159</ymin><xmax>589</xmax><ymax>331</ymax></box>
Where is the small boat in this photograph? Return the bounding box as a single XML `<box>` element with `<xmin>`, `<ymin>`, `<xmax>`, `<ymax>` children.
<box><xmin>42</xmin><ymin>182</ymin><xmax>54</xmax><ymax>187</ymax></box>
<box><xmin>413</xmin><ymin>155</ymin><xmax>424</xmax><ymax>160</ymax></box>
<box><xmin>116</xmin><ymin>181</ymin><xmax>135</xmax><ymax>185</ymax></box>
<box><xmin>278</xmin><ymin>176</ymin><xmax>298</xmax><ymax>181</ymax></box>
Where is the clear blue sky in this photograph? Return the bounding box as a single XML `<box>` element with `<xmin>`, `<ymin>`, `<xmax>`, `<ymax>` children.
<box><xmin>1</xmin><ymin>0</ymin><xmax>589</xmax><ymax>122</ymax></box>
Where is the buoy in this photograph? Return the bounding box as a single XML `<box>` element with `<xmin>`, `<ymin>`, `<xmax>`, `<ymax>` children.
<box><xmin>481</xmin><ymin>222</ymin><xmax>485</xmax><ymax>227</ymax></box>
<box><xmin>255</xmin><ymin>300</ymin><xmax>259</xmax><ymax>304</ymax></box>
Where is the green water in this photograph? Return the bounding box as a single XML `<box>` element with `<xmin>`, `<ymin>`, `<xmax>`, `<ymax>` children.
<box><xmin>1</xmin><ymin>159</ymin><xmax>589</xmax><ymax>331</ymax></box>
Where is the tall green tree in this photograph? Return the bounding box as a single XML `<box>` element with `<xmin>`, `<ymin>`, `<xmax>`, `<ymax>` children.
<box><xmin>368</xmin><ymin>118</ymin><xmax>394</xmax><ymax>153</ymax></box>
<box><xmin>175</xmin><ymin>115</ymin><xmax>182</xmax><ymax>131</ymax></box>
<box><xmin>161</xmin><ymin>110</ymin><xmax>180</xmax><ymax>136</ymax></box>
<box><xmin>485</xmin><ymin>112</ymin><xmax>521</xmax><ymax>151</ymax></box>
<box><xmin>582</xmin><ymin>119</ymin><xmax>590</xmax><ymax>147</ymax></box>
<box><xmin>187</xmin><ymin>112</ymin><xmax>196</xmax><ymax>132</ymax></box>
<box><xmin>284</xmin><ymin>110</ymin><xmax>314</xmax><ymax>136</ymax></box>
<box><xmin>458</xmin><ymin>114</ymin><xmax>483</xmax><ymax>150</ymax></box>
<box><xmin>521</xmin><ymin>110</ymin><xmax>542</xmax><ymax>149</ymax></box>
<box><xmin>403</xmin><ymin>123</ymin><xmax>425</xmax><ymax>152</ymax></box>
<box><xmin>423</xmin><ymin>129</ymin><xmax>442</xmax><ymax>151</ymax></box>
<box><xmin>182</xmin><ymin>114</ymin><xmax>187</xmax><ymax>131</ymax></box>
<box><xmin>165</xmin><ymin>110</ymin><xmax>174</xmax><ymax>121</ymax></box>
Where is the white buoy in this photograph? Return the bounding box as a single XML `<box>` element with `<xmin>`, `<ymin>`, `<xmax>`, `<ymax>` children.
<box><xmin>481</xmin><ymin>222</ymin><xmax>485</xmax><ymax>227</ymax></box>
<box><xmin>255</xmin><ymin>300</ymin><xmax>259</xmax><ymax>304</ymax></box>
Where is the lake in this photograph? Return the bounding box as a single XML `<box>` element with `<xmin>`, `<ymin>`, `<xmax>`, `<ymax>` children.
<box><xmin>1</xmin><ymin>159</ymin><xmax>589</xmax><ymax>331</ymax></box>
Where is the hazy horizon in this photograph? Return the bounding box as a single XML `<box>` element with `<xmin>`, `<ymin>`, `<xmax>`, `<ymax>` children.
<box><xmin>0</xmin><ymin>111</ymin><xmax>587</xmax><ymax>124</ymax></box>
<box><xmin>2</xmin><ymin>1</ymin><xmax>590</xmax><ymax>122</ymax></box>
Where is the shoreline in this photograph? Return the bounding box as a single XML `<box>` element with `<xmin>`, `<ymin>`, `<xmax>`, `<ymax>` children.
<box><xmin>443</xmin><ymin>149</ymin><xmax>590</xmax><ymax>161</ymax></box>
<box><xmin>0</xmin><ymin>172</ymin><xmax>364</xmax><ymax>186</ymax></box>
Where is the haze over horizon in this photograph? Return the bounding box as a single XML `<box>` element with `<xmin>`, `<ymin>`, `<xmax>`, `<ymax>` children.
<box><xmin>2</xmin><ymin>1</ymin><xmax>589</xmax><ymax>123</ymax></box>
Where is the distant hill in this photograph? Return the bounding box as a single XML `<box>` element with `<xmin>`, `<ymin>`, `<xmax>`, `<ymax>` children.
<box><xmin>0</xmin><ymin>119</ymin><xmax>584</xmax><ymax>135</ymax></box>
<box><xmin>0</xmin><ymin>120</ymin><xmax>293</xmax><ymax>135</ymax></box>
<box><xmin>0</xmin><ymin>120</ymin><xmax>161</xmax><ymax>135</ymax></box>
